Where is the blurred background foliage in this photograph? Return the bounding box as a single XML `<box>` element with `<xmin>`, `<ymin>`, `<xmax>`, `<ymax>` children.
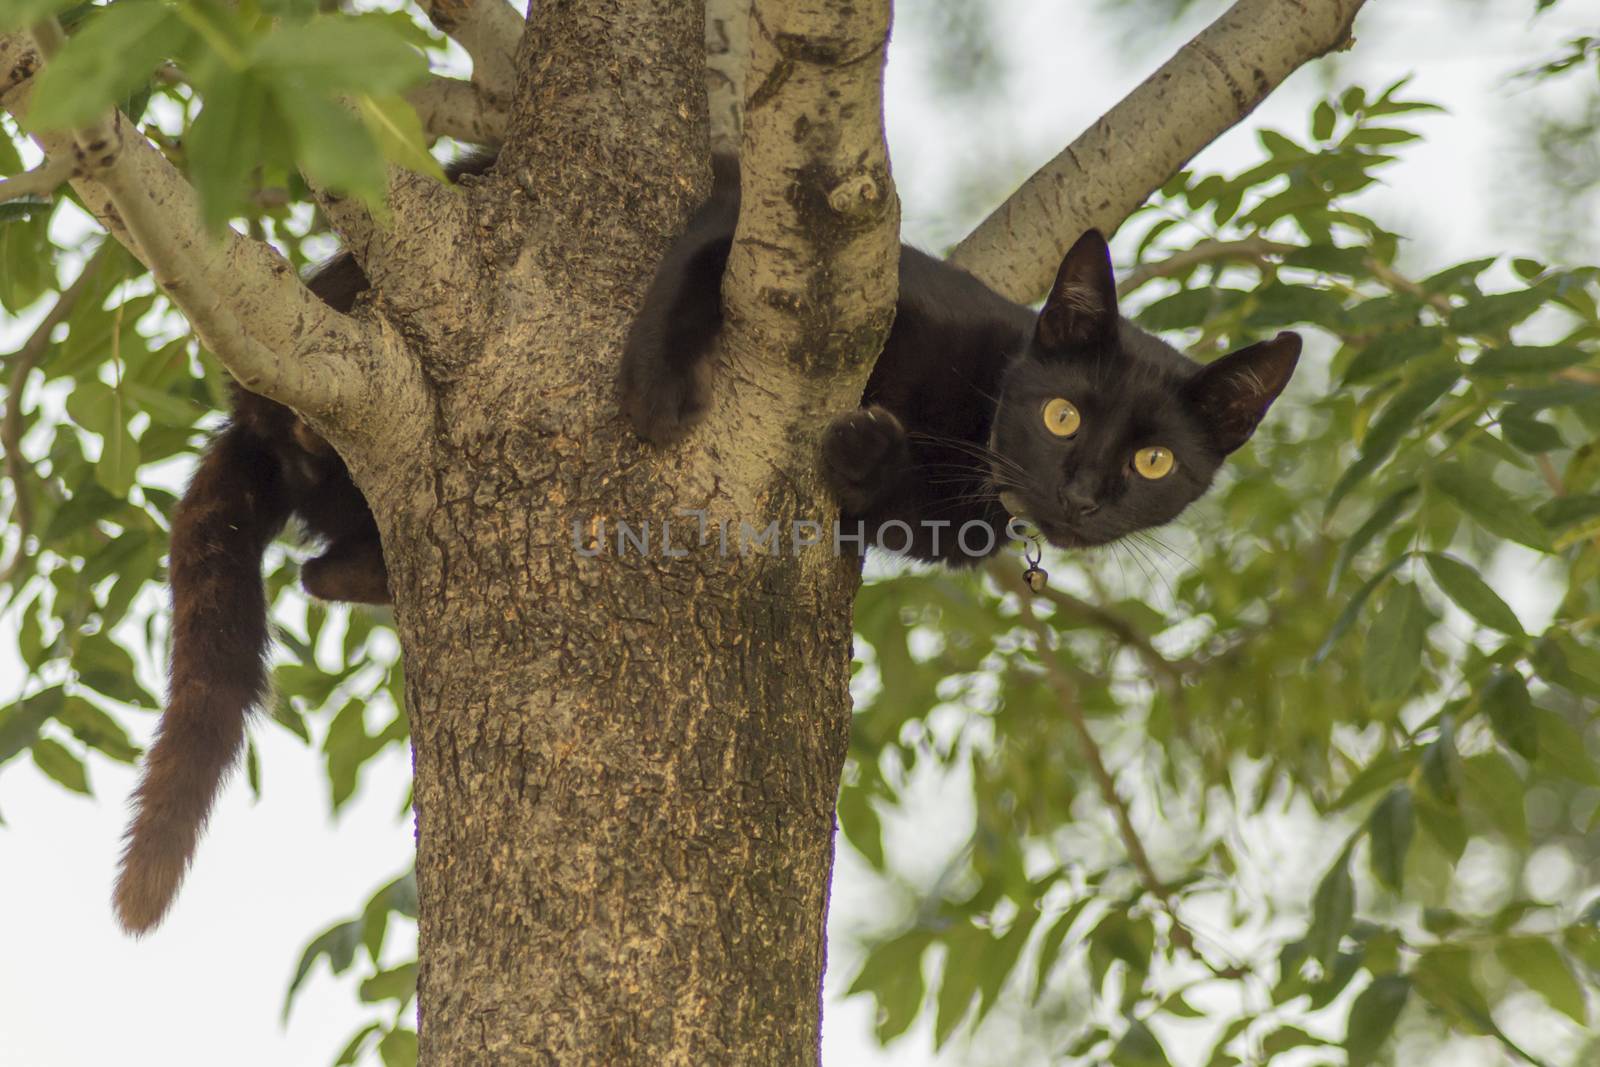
<box><xmin>3</xmin><ymin>1</ymin><xmax>1600</xmax><ymax>1066</ymax></box>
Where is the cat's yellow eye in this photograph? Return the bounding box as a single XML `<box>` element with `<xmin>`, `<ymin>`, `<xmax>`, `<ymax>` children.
<box><xmin>1133</xmin><ymin>447</ymin><xmax>1175</xmax><ymax>479</ymax></box>
<box><xmin>1042</xmin><ymin>398</ymin><xmax>1081</xmax><ymax>437</ymax></box>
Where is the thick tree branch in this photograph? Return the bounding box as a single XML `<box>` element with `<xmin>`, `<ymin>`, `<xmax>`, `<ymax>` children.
<box><xmin>5</xmin><ymin>25</ymin><xmax>403</xmax><ymax>436</ymax></box>
<box><xmin>406</xmin><ymin>75</ymin><xmax>508</xmax><ymax>145</ymax></box>
<box><xmin>418</xmin><ymin>0</ymin><xmax>522</xmax><ymax>102</ymax></box>
<box><xmin>723</xmin><ymin>0</ymin><xmax>899</xmax><ymax>393</ymax></box>
<box><xmin>950</xmin><ymin>0</ymin><xmax>1369</xmax><ymax>301</ymax></box>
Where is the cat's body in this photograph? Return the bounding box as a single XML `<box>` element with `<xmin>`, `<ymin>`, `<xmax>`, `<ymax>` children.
<box><xmin>620</xmin><ymin>155</ymin><xmax>1302</xmax><ymax>563</ymax></box>
<box><xmin>112</xmin><ymin>153</ymin><xmax>494</xmax><ymax>935</ymax></box>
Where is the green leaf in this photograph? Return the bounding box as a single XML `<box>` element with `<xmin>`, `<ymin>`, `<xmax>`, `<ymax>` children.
<box><xmin>1481</xmin><ymin>669</ymin><xmax>1538</xmax><ymax>760</ymax></box>
<box><xmin>1424</xmin><ymin>553</ymin><xmax>1524</xmax><ymax>636</ymax></box>
<box><xmin>1033</xmin><ymin>899</ymin><xmax>1089</xmax><ymax>1002</ymax></box>
<box><xmin>31</xmin><ymin>737</ymin><xmax>90</xmax><ymax>793</ymax></box>
<box><xmin>1498</xmin><ymin>409</ymin><xmax>1565</xmax><ymax>453</ymax></box>
<box><xmin>56</xmin><ymin>696</ymin><xmax>139</xmax><ymax>763</ymax></box>
<box><xmin>1366</xmin><ymin>786</ymin><xmax>1413</xmax><ymax>891</ymax></box>
<box><xmin>1448</xmin><ymin>287</ymin><xmax>1550</xmax><ymax>334</ymax></box>
<box><xmin>1110</xmin><ymin>1019</ymin><xmax>1172</xmax><ymax>1067</ymax></box>
<box><xmin>358</xmin><ymin>962</ymin><xmax>417</xmax><ymax>1004</ymax></box>
<box><xmin>272</xmin><ymin>84</ymin><xmax>387</xmax><ymax>209</ymax></box>
<box><xmin>1345</xmin><ymin>975</ymin><xmax>1410</xmax><ymax>1066</ymax></box>
<box><xmin>1312</xmin><ymin>100</ymin><xmax>1337</xmax><ymax>141</ymax></box>
<box><xmin>254</xmin><ymin>16</ymin><xmax>429</xmax><ymax>96</ymax></box>
<box><xmin>974</xmin><ymin>908</ymin><xmax>1039</xmax><ymax>1026</ymax></box>
<box><xmin>284</xmin><ymin>919</ymin><xmax>363</xmax><ymax>1021</ymax></box>
<box><xmin>1307</xmin><ymin>849</ymin><xmax>1355</xmax><ymax>964</ymax></box>
<box><xmin>94</xmin><ymin>422</ymin><xmax>140</xmax><ymax>498</ymax></box>
<box><xmin>186</xmin><ymin>69</ymin><xmax>271</xmax><ymax>232</ymax></box>
<box><xmin>1539</xmin><ymin>493</ymin><xmax>1600</xmax><ymax>530</ymax></box>
<box><xmin>1348</xmin><ymin>127</ymin><xmax>1422</xmax><ymax>146</ymax></box>
<box><xmin>1342</xmin><ymin>328</ymin><xmax>1446</xmax><ymax>385</ymax></box>
<box><xmin>25</xmin><ymin>2</ymin><xmax>195</xmax><ymax>131</ymax></box>
<box><xmin>1429</xmin><ymin>464</ymin><xmax>1551</xmax><ymax>551</ymax></box>
<box><xmin>0</xmin><ymin>0</ymin><xmax>77</xmax><ymax>32</ymax></box>
<box><xmin>1472</xmin><ymin>345</ymin><xmax>1589</xmax><ymax>377</ymax></box>
<box><xmin>1421</xmin><ymin>716</ymin><xmax>1463</xmax><ymax>805</ymax></box>
<box><xmin>1327</xmin><ymin>367</ymin><xmax>1459</xmax><ymax>515</ymax></box>
<box><xmin>837</xmin><ymin>781</ymin><xmax>885</xmax><ymax>868</ymax></box>
<box><xmin>1136</xmin><ymin>288</ymin><xmax>1244</xmax><ymax>332</ymax></box>
<box><xmin>356</xmin><ymin>94</ymin><xmax>445</xmax><ymax>180</ymax></box>
<box><xmin>0</xmin><ymin>687</ymin><xmax>65</xmax><ymax>767</ymax></box>
<box><xmin>1412</xmin><ymin>945</ymin><xmax>1496</xmax><ymax>1035</ymax></box>
<box><xmin>360</xmin><ymin>871</ymin><xmax>418</xmax><ymax>963</ymax></box>
<box><xmin>1497</xmin><ymin>938</ymin><xmax>1587</xmax><ymax>1025</ymax></box>
<box><xmin>1362</xmin><ymin>582</ymin><xmax>1430</xmax><ymax>701</ymax></box>
<box><xmin>377</xmin><ymin>1028</ymin><xmax>418</xmax><ymax>1067</ymax></box>
<box><xmin>1314</xmin><ymin>553</ymin><xmax>1407</xmax><ymax>665</ymax></box>
<box><xmin>847</xmin><ymin>928</ymin><xmax>932</xmax><ymax>1042</ymax></box>
<box><xmin>933</xmin><ymin>926</ymin><xmax>983</xmax><ymax>1047</ymax></box>
<box><xmin>333</xmin><ymin>1023</ymin><xmax>383</xmax><ymax>1066</ymax></box>
<box><xmin>1331</xmin><ymin>486</ymin><xmax>1417</xmax><ymax>591</ymax></box>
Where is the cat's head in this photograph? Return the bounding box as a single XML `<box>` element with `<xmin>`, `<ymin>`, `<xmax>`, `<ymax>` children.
<box><xmin>991</xmin><ymin>230</ymin><xmax>1301</xmax><ymax>549</ymax></box>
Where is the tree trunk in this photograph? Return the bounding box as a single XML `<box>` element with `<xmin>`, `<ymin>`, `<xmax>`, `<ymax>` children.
<box><xmin>395</xmin><ymin>494</ymin><xmax>859</xmax><ymax>1061</ymax></box>
<box><xmin>344</xmin><ymin>7</ymin><xmax>866</xmax><ymax>1059</ymax></box>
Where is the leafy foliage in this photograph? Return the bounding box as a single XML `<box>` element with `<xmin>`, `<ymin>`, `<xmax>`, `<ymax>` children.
<box><xmin>840</xmin><ymin>78</ymin><xmax>1600</xmax><ymax>1066</ymax></box>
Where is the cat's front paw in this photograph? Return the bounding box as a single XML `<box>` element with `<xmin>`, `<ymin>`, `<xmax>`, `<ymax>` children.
<box><xmin>822</xmin><ymin>405</ymin><xmax>910</xmax><ymax>513</ymax></box>
<box><xmin>618</xmin><ymin>339</ymin><xmax>714</xmax><ymax>446</ymax></box>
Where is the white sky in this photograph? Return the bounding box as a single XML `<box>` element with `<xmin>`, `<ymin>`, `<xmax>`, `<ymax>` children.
<box><xmin>1</xmin><ymin>2</ymin><xmax>1596</xmax><ymax>1065</ymax></box>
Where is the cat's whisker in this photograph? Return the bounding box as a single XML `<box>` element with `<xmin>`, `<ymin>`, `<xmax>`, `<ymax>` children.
<box><xmin>1124</xmin><ymin>534</ymin><xmax>1176</xmax><ymax>605</ymax></box>
<box><xmin>1138</xmin><ymin>529</ymin><xmax>1197</xmax><ymax>572</ymax></box>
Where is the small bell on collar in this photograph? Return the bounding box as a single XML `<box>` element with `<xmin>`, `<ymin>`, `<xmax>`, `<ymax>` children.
<box><xmin>1012</xmin><ymin>516</ymin><xmax>1048</xmax><ymax>592</ymax></box>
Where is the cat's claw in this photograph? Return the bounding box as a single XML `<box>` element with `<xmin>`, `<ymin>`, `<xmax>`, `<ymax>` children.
<box><xmin>620</xmin><ymin>356</ymin><xmax>714</xmax><ymax>446</ymax></box>
<box><xmin>822</xmin><ymin>405</ymin><xmax>910</xmax><ymax>513</ymax></box>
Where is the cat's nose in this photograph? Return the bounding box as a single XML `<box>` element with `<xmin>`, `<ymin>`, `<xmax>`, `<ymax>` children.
<box><xmin>1060</xmin><ymin>489</ymin><xmax>1100</xmax><ymax>516</ymax></box>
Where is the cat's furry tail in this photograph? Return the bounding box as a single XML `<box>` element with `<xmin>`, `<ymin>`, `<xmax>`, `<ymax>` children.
<box><xmin>113</xmin><ymin>423</ymin><xmax>290</xmax><ymax>934</ymax></box>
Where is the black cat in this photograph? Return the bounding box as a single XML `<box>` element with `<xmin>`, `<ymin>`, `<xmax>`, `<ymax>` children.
<box><xmin>112</xmin><ymin>153</ymin><xmax>496</xmax><ymax>935</ymax></box>
<box><xmin>620</xmin><ymin>156</ymin><xmax>1301</xmax><ymax>562</ymax></box>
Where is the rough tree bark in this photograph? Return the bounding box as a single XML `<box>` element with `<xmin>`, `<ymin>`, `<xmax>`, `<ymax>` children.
<box><xmin>1</xmin><ymin>0</ymin><xmax>1367</xmax><ymax>1061</ymax></box>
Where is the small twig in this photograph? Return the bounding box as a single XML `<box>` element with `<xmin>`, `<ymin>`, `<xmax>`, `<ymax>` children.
<box><xmin>0</xmin><ymin>154</ymin><xmax>72</xmax><ymax>204</ymax></box>
<box><xmin>1031</xmin><ymin>580</ymin><xmax>1193</xmax><ymax>684</ymax></box>
<box><xmin>1117</xmin><ymin>237</ymin><xmax>1295</xmax><ymax>297</ymax></box>
<box><xmin>1364</xmin><ymin>256</ymin><xmax>1453</xmax><ymax>315</ymax></box>
<box><xmin>996</xmin><ymin>564</ymin><xmax>1196</xmax><ymax>954</ymax></box>
<box><xmin>1535</xmin><ymin>454</ymin><xmax>1564</xmax><ymax>496</ymax></box>
<box><xmin>0</xmin><ymin>242</ymin><xmax>111</xmax><ymax>585</ymax></box>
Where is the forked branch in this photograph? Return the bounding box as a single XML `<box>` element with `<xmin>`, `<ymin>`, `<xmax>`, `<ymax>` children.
<box><xmin>5</xmin><ymin>24</ymin><xmax>402</xmax><ymax>437</ymax></box>
<box><xmin>418</xmin><ymin>0</ymin><xmax>522</xmax><ymax>101</ymax></box>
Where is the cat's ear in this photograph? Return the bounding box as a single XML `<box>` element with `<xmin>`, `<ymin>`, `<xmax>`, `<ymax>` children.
<box><xmin>1187</xmin><ymin>332</ymin><xmax>1302</xmax><ymax>454</ymax></box>
<box><xmin>1036</xmin><ymin>230</ymin><xmax>1119</xmax><ymax>352</ymax></box>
